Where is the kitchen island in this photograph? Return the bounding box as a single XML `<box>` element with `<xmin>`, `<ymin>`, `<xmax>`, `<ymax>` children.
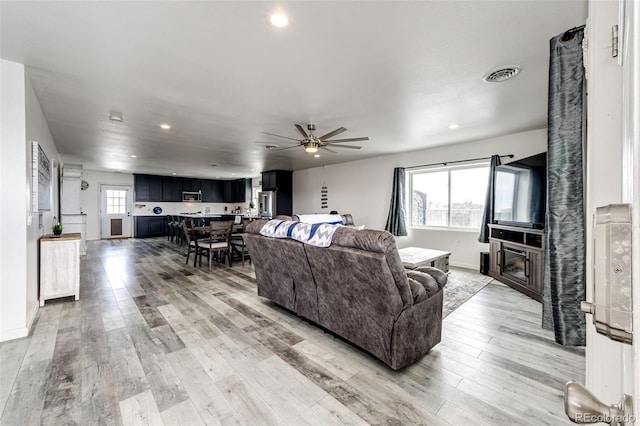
<box><xmin>134</xmin><ymin>213</ymin><xmax>258</xmax><ymax>238</ymax></box>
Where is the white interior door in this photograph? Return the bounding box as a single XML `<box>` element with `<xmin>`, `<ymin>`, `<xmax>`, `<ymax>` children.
<box><xmin>575</xmin><ymin>0</ymin><xmax>638</xmax><ymax>419</ymax></box>
<box><xmin>100</xmin><ymin>185</ymin><xmax>132</xmax><ymax>239</ymax></box>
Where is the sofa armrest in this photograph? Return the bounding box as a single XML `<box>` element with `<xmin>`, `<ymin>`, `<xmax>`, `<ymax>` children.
<box><xmin>414</xmin><ymin>266</ymin><xmax>447</xmax><ymax>288</ymax></box>
<box><xmin>406</xmin><ymin>271</ymin><xmax>440</xmax><ymax>301</ymax></box>
<box><xmin>407</xmin><ymin>277</ymin><xmax>427</xmax><ymax>304</ymax></box>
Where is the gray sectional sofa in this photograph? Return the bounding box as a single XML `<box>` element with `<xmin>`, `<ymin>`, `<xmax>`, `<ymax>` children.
<box><xmin>244</xmin><ymin>219</ymin><xmax>447</xmax><ymax>370</ymax></box>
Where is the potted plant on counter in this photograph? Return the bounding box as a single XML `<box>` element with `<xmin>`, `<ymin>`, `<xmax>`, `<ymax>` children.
<box><xmin>52</xmin><ymin>222</ymin><xmax>63</xmax><ymax>236</ymax></box>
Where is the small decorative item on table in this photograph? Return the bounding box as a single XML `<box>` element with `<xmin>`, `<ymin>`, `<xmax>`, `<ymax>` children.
<box><xmin>52</xmin><ymin>222</ymin><xmax>63</xmax><ymax>236</ymax></box>
<box><xmin>153</xmin><ymin>206</ymin><xmax>163</xmax><ymax>215</ymax></box>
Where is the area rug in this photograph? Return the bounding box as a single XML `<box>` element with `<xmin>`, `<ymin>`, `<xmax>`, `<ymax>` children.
<box><xmin>442</xmin><ymin>268</ymin><xmax>494</xmax><ymax>318</ymax></box>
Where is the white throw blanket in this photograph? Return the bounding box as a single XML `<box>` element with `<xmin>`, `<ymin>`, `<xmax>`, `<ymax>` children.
<box><xmin>295</xmin><ymin>214</ymin><xmax>343</xmax><ymax>224</ymax></box>
<box><xmin>259</xmin><ymin>219</ymin><xmax>341</xmax><ymax>247</ymax></box>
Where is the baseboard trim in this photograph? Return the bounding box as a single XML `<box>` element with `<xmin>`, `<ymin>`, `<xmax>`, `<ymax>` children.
<box><xmin>450</xmin><ymin>261</ymin><xmax>479</xmax><ymax>271</ymax></box>
<box><xmin>0</xmin><ymin>303</ymin><xmax>39</xmax><ymax>342</ymax></box>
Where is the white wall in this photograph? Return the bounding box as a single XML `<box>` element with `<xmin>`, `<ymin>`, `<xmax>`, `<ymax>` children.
<box><xmin>293</xmin><ymin>128</ymin><xmax>547</xmax><ymax>269</ymax></box>
<box><xmin>0</xmin><ymin>60</ymin><xmax>61</xmax><ymax>341</ymax></box>
<box><xmin>0</xmin><ymin>60</ymin><xmax>28</xmax><ymax>340</ymax></box>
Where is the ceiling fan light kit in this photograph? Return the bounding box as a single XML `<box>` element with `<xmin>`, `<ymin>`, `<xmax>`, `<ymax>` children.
<box><xmin>259</xmin><ymin>123</ymin><xmax>369</xmax><ymax>156</ymax></box>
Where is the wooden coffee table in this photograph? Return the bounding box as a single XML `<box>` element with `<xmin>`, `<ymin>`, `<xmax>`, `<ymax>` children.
<box><xmin>397</xmin><ymin>247</ymin><xmax>451</xmax><ymax>272</ymax></box>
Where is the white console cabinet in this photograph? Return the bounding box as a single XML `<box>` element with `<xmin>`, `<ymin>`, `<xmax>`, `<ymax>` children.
<box><xmin>39</xmin><ymin>233</ymin><xmax>81</xmax><ymax>307</ymax></box>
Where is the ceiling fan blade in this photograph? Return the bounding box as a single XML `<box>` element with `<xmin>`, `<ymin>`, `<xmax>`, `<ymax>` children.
<box><xmin>318</xmin><ymin>127</ymin><xmax>347</xmax><ymax>141</ymax></box>
<box><xmin>325</xmin><ymin>136</ymin><xmax>369</xmax><ymax>143</ymax></box>
<box><xmin>262</xmin><ymin>132</ymin><xmax>300</xmax><ymax>141</ymax></box>
<box><xmin>320</xmin><ymin>146</ymin><xmax>338</xmax><ymax>154</ymax></box>
<box><xmin>294</xmin><ymin>124</ymin><xmax>309</xmax><ymax>139</ymax></box>
<box><xmin>275</xmin><ymin>145</ymin><xmax>302</xmax><ymax>151</ymax></box>
<box><xmin>326</xmin><ymin>144</ymin><xmax>362</xmax><ymax>150</ymax></box>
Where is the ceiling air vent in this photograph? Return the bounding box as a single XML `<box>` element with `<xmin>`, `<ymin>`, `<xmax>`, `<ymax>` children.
<box><xmin>483</xmin><ymin>65</ymin><xmax>521</xmax><ymax>83</ymax></box>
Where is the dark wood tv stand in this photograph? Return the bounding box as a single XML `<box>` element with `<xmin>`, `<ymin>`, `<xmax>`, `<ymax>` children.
<box><xmin>488</xmin><ymin>224</ymin><xmax>544</xmax><ymax>302</ymax></box>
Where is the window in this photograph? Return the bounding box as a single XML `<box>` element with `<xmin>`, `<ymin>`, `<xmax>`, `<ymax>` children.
<box><xmin>106</xmin><ymin>190</ymin><xmax>127</xmax><ymax>214</ymax></box>
<box><xmin>409</xmin><ymin>163</ymin><xmax>489</xmax><ymax>229</ymax></box>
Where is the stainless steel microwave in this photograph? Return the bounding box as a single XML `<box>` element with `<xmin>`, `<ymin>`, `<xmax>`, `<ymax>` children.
<box><xmin>182</xmin><ymin>191</ymin><xmax>202</xmax><ymax>202</ymax></box>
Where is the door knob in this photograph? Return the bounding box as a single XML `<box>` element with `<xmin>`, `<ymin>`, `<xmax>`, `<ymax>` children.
<box><xmin>564</xmin><ymin>381</ymin><xmax>634</xmax><ymax>425</ymax></box>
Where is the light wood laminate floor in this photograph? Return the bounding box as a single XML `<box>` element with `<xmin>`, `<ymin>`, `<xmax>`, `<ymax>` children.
<box><xmin>0</xmin><ymin>238</ymin><xmax>584</xmax><ymax>425</ymax></box>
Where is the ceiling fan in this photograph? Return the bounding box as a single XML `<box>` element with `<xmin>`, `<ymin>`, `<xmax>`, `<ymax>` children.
<box><xmin>258</xmin><ymin>123</ymin><xmax>369</xmax><ymax>154</ymax></box>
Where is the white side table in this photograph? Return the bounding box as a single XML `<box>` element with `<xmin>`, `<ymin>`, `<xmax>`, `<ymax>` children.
<box><xmin>39</xmin><ymin>233</ymin><xmax>81</xmax><ymax>306</ymax></box>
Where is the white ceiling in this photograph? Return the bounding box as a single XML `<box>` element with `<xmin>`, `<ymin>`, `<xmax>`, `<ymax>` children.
<box><xmin>1</xmin><ymin>1</ymin><xmax>587</xmax><ymax>179</ymax></box>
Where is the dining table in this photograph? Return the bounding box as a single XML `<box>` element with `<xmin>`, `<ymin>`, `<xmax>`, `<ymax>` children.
<box><xmin>192</xmin><ymin>225</ymin><xmax>250</xmax><ymax>266</ymax></box>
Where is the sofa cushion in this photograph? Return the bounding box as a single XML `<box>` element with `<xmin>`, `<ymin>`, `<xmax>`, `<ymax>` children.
<box><xmin>295</xmin><ymin>213</ymin><xmax>344</xmax><ymax>225</ymax></box>
<box><xmin>415</xmin><ymin>266</ymin><xmax>448</xmax><ymax>289</ymax></box>
<box><xmin>259</xmin><ymin>219</ymin><xmax>341</xmax><ymax>247</ymax></box>
<box><xmin>407</xmin><ymin>270</ymin><xmax>440</xmax><ymax>297</ymax></box>
<box><xmin>331</xmin><ymin>227</ymin><xmax>413</xmax><ymax>308</ymax></box>
<box><xmin>407</xmin><ymin>277</ymin><xmax>427</xmax><ymax>304</ymax></box>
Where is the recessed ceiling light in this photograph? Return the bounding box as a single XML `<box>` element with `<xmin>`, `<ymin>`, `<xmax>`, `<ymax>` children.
<box><xmin>270</xmin><ymin>12</ymin><xmax>288</xmax><ymax>28</ymax></box>
<box><xmin>250</xmin><ymin>169</ymin><xmax>255</xmax><ymax>172</ymax></box>
<box><xmin>109</xmin><ymin>113</ymin><xmax>123</xmax><ymax>122</ymax></box>
<box><xmin>231</xmin><ymin>173</ymin><xmax>235</xmax><ymax>176</ymax></box>
<box><xmin>130</xmin><ymin>154</ymin><xmax>137</xmax><ymax>158</ymax></box>
<box><xmin>209</xmin><ymin>163</ymin><xmax>219</xmax><ymax>167</ymax></box>
<box><xmin>215</xmin><ymin>176</ymin><xmax>220</xmax><ymax>179</ymax></box>
<box><xmin>314</xmin><ymin>154</ymin><xmax>320</xmax><ymax>158</ymax></box>
<box><xmin>171</xmin><ymin>172</ymin><xmax>177</xmax><ymax>175</ymax></box>
<box><xmin>448</xmin><ymin>123</ymin><xmax>460</xmax><ymax>130</ymax></box>
<box><xmin>160</xmin><ymin>123</ymin><xmax>171</xmax><ymax>130</ymax></box>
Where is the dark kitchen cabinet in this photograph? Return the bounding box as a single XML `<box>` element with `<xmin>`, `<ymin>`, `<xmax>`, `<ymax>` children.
<box><xmin>182</xmin><ymin>178</ymin><xmax>201</xmax><ymax>192</ymax></box>
<box><xmin>240</xmin><ymin>178</ymin><xmax>251</xmax><ymax>203</ymax></box>
<box><xmin>261</xmin><ymin>171</ymin><xmax>277</xmax><ymax>191</ymax></box>
<box><xmin>134</xmin><ymin>174</ymin><xmax>162</xmax><ymax>202</ymax></box>
<box><xmin>201</xmin><ymin>179</ymin><xmax>223</xmax><ymax>202</ymax></box>
<box><xmin>261</xmin><ymin>170</ymin><xmax>292</xmax><ymax>216</ymax></box>
<box><xmin>135</xmin><ymin>216</ymin><xmax>167</xmax><ymax>238</ymax></box>
<box><xmin>162</xmin><ymin>176</ymin><xmax>183</xmax><ymax>202</ymax></box>
<box><xmin>223</xmin><ymin>180</ymin><xmax>235</xmax><ymax>203</ymax></box>
<box><xmin>222</xmin><ymin>179</ymin><xmax>251</xmax><ymax>203</ymax></box>
<box><xmin>135</xmin><ymin>174</ymin><xmax>250</xmax><ymax>204</ymax></box>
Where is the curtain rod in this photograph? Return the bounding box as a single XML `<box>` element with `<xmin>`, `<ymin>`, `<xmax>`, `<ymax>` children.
<box><xmin>561</xmin><ymin>25</ymin><xmax>585</xmax><ymax>41</ymax></box>
<box><xmin>405</xmin><ymin>154</ymin><xmax>514</xmax><ymax>170</ymax></box>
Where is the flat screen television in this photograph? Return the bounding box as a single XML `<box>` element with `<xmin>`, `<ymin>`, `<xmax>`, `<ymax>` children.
<box><xmin>493</xmin><ymin>152</ymin><xmax>546</xmax><ymax>229</ymax></box>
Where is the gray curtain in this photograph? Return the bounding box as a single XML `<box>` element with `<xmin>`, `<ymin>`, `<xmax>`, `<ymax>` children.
<box><xmin>542</xmin><ymin>28</ymin><xmax>586</xmax><ymax>346</ymax></box>
<box><xmin>478</xmin><ymin>155</ymin><xmax>502</xmax><ymax>243</ymax></box>
<box><xmin>385</xmin><ymin>167</ymin><xmax>407</xmax><ymax>236</ymax></box>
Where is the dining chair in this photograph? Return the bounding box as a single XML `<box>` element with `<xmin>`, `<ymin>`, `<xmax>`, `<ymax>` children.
<box><xmin>182</xmin><ymin>220</ymin><xmax>201</xmax><ymax>266</ymax></box>
<box><xmin>230</xmin><ymin>222</ymin><xmax>250</xmax><ymax>266</ymax></box>
<box><xmin>196</xmin><ymin>221</ymin><xmax>233</xmax><ymax>270</ymax></box>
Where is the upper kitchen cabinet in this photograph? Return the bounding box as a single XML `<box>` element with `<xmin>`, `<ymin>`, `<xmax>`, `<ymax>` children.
<box><xmin>261</xmin><ymin>170</ymin><xmax>292</xmax><ymax>192</ymax></box>
<box><xmin>182</xmin><ymin>178</ymin><xmax>201</xmax><ymax>192</ymax></box>
<box><xmin>222</xmin><ymin>178</ymin><xmax>250</xmax><ymax>203</ymax></box>
<box><xmin>134</xmin><ymin>174</ymin><xmax>162</xmax><ymax>202</ymax></box>
<box><xmin>161</xmin><ymin>176</ymin><xmax>183</xmax><ymax>202</ymax></box>
<box><xmin>201</xmin><ymin>179</ymin><xmax>223</xmax><ymax>202</ymax></box>
<box><xmin>261</xmin><ymin>170</ymin><xmax>292</xmax><ymax>216</ymax></box>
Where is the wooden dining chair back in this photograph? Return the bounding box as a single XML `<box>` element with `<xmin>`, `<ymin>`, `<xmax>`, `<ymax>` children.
<box><xmin>230</xmin><ymin>222</ymin><xmax>250</xmax><ymax>266</ymax></box>
<box><xmin>182</xmin><ymin>220</ymin><xmax>201</xmax><ymax>266</ymax></box>
<box><xmin>196</xmin><ymin>221</ymin><xmax>233</xmax><ymax>270</ymax></box>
